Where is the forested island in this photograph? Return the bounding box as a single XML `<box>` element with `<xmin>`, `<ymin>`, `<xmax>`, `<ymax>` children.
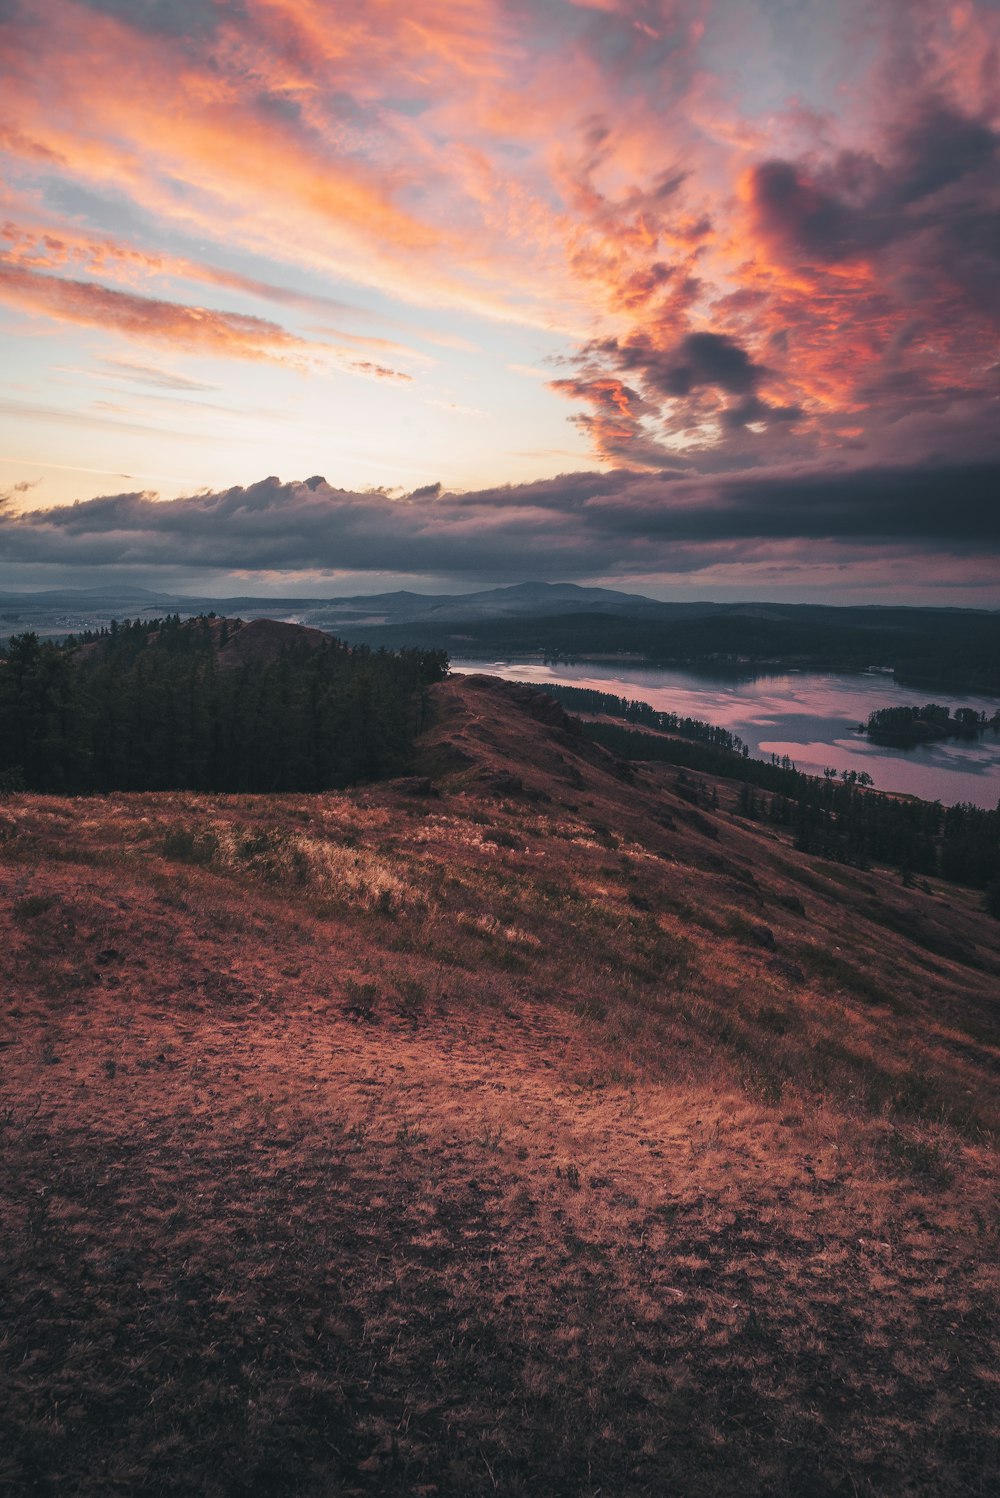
<box><xmin>0</xmin><ymin>616</ymin><xmax>447</xmax><ymax>793</ymax></box>
<box><xmin>864</xmin><ymin>703</ymin><xmax>1000</xmax><ymax>747</ymax></box>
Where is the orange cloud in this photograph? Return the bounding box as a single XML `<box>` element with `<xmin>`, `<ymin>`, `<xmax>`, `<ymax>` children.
<box><xmin>0</xmin><ymin>260</ymin><xmax>317</xmax><ymax>361</ymax></box>
<box><xmin>0</xmin><ymin>218</ymin><xmax>436</xmax><ymax>366</ymax></box>
<box><xmin>2</xmin><ymin>0</ymin><xmax>998</xmax><ymax>479</ymax></box>
<box><xmin>0</xmin><ymin>2</ymin><xmax>464</xmax><ymax>302</ymax></box>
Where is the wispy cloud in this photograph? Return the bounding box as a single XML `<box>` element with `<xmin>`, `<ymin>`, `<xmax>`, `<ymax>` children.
<box><xmin>95</xmin><ymin>359</ymin><xmax>220</xmax><ymax>393</ymax></box>
<box><xmin>0</xmin><ymin>261</ymin><xmax>319</xmax><ymax>361</ymax></box>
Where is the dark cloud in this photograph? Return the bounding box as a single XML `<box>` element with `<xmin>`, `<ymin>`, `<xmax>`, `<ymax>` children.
<box><xmin>554</xmin><ymin>330</ymin><xmax>789</xmax><ymax>462</ymax></box>
<box><xmin>751</xmin><ymin>159</ymin><xmax>859</xmax><ymax>261</ymax></box>
<box><xmin>589</xmin><ymin>329</ymin><xmax>767</xmax><ymax>398</ymax></box>
<box><xmin>547</xmin><ymin>375</ymin><xmax>671</xmax><ymax>467</ymax></box>
<box><xmin>657</xmin><ymin>332</ymin><xmax>762</xmax><ymax>397</ymax></box>
<box><xmin>75</xmin><ymin>0</ymin><xmax>246</xmax><ymax>41</ymax></box>
<box><xmin>0</xmin><ymin>463</ymin><xmax>994</xmax><ymax>583</ymax></box>
<box><xmin>893</xmin><ymin>103</ymin><xmax>997</xmax><ymax>206</ymax></box>
<box><xmin>651</xmin><ymin>169</ymin><xmax>689</xmax><ymax>200</ymax></box>
<box><xmin>552</xmin><ymin>94</ymin><xmax>1000</xmax><ymax>472</ymax></box>
<box><xmin>0</xmin><ymin>478</ymin><xmax>39</xmax><ymax>509</ymax></box>
<box><xmin>549</xmin><ymin>375</ymin><xmax>648</xmax><ymax>416</ymax></box>
<box><xmin>679</xmin><ymin>462</ymin><xmax>1000</xmax><ymax>544</ymax></box>
<box><xmin>750</xmin><ymin>99</ymin><xmax>999</xmax><ymax>269</ymax></box>
<box><xmin>720</xmin><ymin>395</ymin><xmax>802</xmax><ymax>430</ymax></box>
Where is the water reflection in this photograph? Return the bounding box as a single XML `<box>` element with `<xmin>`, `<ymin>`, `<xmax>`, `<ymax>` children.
<box><xmin>452</xmin><ymin>660</ymin><xmax>1000</xmax><ymax>809</ymax></box>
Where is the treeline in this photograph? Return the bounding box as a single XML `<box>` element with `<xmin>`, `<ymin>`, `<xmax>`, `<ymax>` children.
<box><xmin>544</xmin><ymin>684</ymin><xmax>751</xmax><ymax>754</ymax></box>
<box><xmin>0</xmin><ymin>617</ymin><xmax>448</xmax><ymax>793</ymax></box>
<box><xmin>580</xmin><ymin>716</ymin><xmax>1000</xmax><ymax>907</ymax></box>
<box><xmin>865</xmin><ymin>703</ymin><xmax>1000</xmax><ymax>747</ymax></box>
<box><xmin>341</xmin><ymin>605</ymin><xmax>1000</xmax><ymax>692</ymax></box>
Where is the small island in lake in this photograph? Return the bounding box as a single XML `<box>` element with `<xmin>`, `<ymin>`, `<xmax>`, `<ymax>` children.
<box><xmin>863</xmin><ymin>703</ymin><xmax>1000</xmax><ymax>748</ymax></box>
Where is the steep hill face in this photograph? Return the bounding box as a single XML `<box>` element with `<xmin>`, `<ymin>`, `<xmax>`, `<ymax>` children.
<box><xmin>2</xmin><ymin>674</ymin><xmax>998</xmax><ymax>1497</ymax></box>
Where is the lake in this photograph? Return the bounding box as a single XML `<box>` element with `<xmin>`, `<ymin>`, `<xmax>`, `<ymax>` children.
<box><xmin>451</xmin><ymin>660</ymin><xmax>1000</xmax><ymax>809</ymax></box>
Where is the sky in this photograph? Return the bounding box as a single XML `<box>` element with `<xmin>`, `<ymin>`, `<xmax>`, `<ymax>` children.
<box><xmin>0</xmin><ymin>0</ymin><xmax>998</xmax><ymax>603</ymax></box>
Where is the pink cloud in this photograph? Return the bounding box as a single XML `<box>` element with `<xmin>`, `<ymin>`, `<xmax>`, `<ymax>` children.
<box><xmin>0</xmin><ymin>260</ymin><xmax>318</xmax><ymax>360</ymax></box>
<box><xmin>1</xmin><ymin>0</ymin><xmax>997</xmax><ymax>479</ymax></box>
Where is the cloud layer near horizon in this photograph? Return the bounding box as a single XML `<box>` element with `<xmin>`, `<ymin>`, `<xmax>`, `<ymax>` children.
<box><xmin>2</xmin><ymin>468</ymin><xmax>996</xmax><ymax>586</ymax></box>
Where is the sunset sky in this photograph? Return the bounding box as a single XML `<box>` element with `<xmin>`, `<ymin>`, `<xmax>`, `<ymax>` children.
<box><xmin>0</xmin><ymin>0</ymin><xmax>998</xmax><ymax>601</ymax></box>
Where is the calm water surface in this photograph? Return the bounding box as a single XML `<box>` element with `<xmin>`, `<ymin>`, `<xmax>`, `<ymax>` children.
<box><xmin>451</xmin><ymin>660</ymin><xmax>1000</xmax><ymax>809</ymax></box>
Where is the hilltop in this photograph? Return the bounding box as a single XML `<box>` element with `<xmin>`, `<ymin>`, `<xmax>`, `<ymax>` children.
<box><xmin>0</xmin><ymin>615</ymin><xmax>448</xmax><ymax>794</ymax></box>
<box><xmin>2</xmin><ymin>674</ymin><xmax>998</xmax><ymax>1496</ymax></box>
<box><xmin>74</xmin><ymin>613</ymin><xmax>333</xmax><ymax>667</ymax></box>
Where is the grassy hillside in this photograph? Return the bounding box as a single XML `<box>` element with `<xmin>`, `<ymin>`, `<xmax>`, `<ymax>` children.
<box><xmin>2</xmin><ymin>675</ymin><xmax>998</xmax><ymax>1496</ymax></box>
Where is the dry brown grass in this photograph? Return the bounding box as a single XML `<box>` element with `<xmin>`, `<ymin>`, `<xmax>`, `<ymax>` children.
<box><xmin>1</xmin><ymin>675</ymin><xmax>998</xmax><ymax>1495</ymax></box>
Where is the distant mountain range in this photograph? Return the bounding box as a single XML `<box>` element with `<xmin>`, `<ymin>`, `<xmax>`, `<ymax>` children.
<box><xmin>2</xmin><ymin>581</ymin><xmax>998</xmax><ymax>691</ymax></box>
<box><xmin>0</xmin><ymin>579</ymin><xmax>684</xmax><ymax>623</ymax></box>
<box><xmin>3</xmin><ymin>579</ymin><xmax>996</xmax><ymax>624</ymax></box>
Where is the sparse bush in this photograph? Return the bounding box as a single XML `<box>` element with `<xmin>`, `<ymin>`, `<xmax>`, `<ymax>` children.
<box><xmin>484</xmin><ymin>828</ymin><xmax>524</xmax><ymax>850</ymax></box>
<box><xmin>753</xmin><ymin>1004</ymin><xmax>795</xmax><ymax>1036</ymax></box>
<box><xmin>892</xmin><ymin>1068</ymin><xmax>937</xmax><ymax>1120</ymax></box>
<box><xmin>879</xmin><ymin>1128</ymin><xmax>953</xmax><ymax>1185</ymax></box>
<box><xmin>395</xmin><ymin>978</ymin><xmax>427</xmax><ymax>1021</ymax></box>
<box><xmin>800</xmin><ymin>946</ymin><xmax>898</xmax><ymax>1008</ymax></box>
<box><xmin>162</xmin><ymin>827</ymin><xmax>218</xmax><ymax>865</ymax></box>
<box><xmin>741</xmin><ymin>1060</ymin><xmax>784</xmax><ymax>1105</ymax></box>
<box><xmin>342</xmin><ymin>978</ymin><xmax>380</xmax><ymax>1022</ymax></box>
<box><xmin>12</xmin><ymin>894</ymin><xmax>55</xmax><ymax>920</ymax></box>
<box><xmin>985</xmin><ymin>879</ymin><xmax>1000</xmax><ymax>919</ymax></box>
